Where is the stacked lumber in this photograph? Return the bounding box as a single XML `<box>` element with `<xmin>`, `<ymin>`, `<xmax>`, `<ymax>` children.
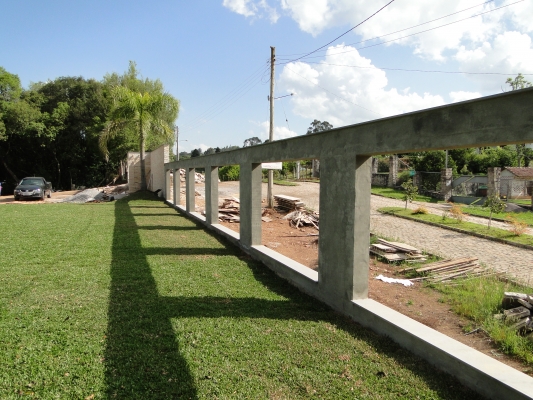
<box><xmin>369</xmin><ymin>239</ymin><xmax>426</xmax><ymax>262</ymax></box>
<box><xmin>402</xmin><ymin>257</ymin><xmax>491</xmax><ymax>283</ymax></box>
<box><xmin>218</xmin><ymin>197</ymin><xmax>240</xmax><ymax>222</ymax></box>
<box><xmin>282</xmin><ymin>210</ymin><xmax>319</xmax><ymax>229</ymax></box>
<box><xmin>274</xmin><ymin>195</ymin><xmax>305</xmax><ymax>211</ymax></box>
<box><xmin>495</xmin><ymin>292</ymin><xmax>533</xmax><ymax>335</ymax></box>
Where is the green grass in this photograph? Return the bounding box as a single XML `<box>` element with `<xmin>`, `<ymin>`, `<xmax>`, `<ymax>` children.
<box><xmin>432</xmin><ymin>276</ymin><xmax>533</xmax><ymax>365</ymax></box>
<box><xmin>0</xmin><ymin>193</ymin><xmax>483</xmax><ymax>399</ymax></box>
<box><xmin>463</xmin><ymin>205</ymin><xmax>533</xmax><ymax>226</ymax></box>
<box><xmin>379</xmin><ymin>207</ymin><xmax>533</xmax><ymax>247</ymax></box>
<box><xmin>262</xmin><ymin>179</ymin><xmax>299</xmax><ymax>186</ymax></box>
<box><xmin>371</xmin><ymin>187</ymin><xmax>439</xmax><ymax>203</ymax></box>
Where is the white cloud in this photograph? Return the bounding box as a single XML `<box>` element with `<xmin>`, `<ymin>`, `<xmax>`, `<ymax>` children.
<box><xmin>222</xmin><ymin>0</ymin><xmax>279</xmax><ymax>23</ymax></box>
<box><xmin>449</xmin><ymin>90</ymin><xmax>481</xmax><ymax>102</ymax></box>
<box><xmin>252</xmin><ymin>120</ymin><xmax>299</xmax><ymax>141</ymax></box>
<box><xmin>278</xmin><ymin>45</ymin><xmax>445</xmax><ymax>126</ymax></box>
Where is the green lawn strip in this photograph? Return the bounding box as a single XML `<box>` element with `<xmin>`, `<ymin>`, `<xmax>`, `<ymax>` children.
<box><xmin>261</xmin><ymin>179</ymin><xmax>299</xmax><ymax>186</ymax></box>
<box><xmin>379</xmin><ymin>207</ymin><xmax>533</xmax><ymax>248</ymax></box>
<box><xmin>462</xmin><ymin>205</ymin><xmax>533</xmax><ymax>226</ymax></box>
<box><xmin>0</xmin><ymin>193</ymin><xmax>483</xmax><ymax>399</ymax></box>
<box><xmin>371</xmin><ymin>187</ymin><xmax>439</xmax><ymax>203</ymax></box>
<box><xmin>431</xmin><ymin>277</ymin><xmax>533</xmax><ymax>366</ymax></box>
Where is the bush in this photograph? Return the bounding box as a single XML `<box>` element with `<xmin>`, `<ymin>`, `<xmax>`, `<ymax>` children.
<box><xmin>218</xmin><ymin>165</ymin><xmax>240</xmax><ymax>181</ymax></box>
<box><xmin>449</xmin><ymin>203</ymin><xmax>465</xmax><ymax>223</ymax></box>
<box><xmin>397</xmin><ymin>170</ymin><xmax>412</xmax><ymax>186</ymax></box>
<box><xmin>412</xmin><ymin>206</ymin><xmax>429</xmax><ymax>215</ymax></box>
<box><xmin>507</xmin><ymin>214</ymin><xmax>528</xmax><ymax>236</ymax></box>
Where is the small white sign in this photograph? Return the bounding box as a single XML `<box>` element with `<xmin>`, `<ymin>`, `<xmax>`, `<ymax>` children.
<box><xmin>262</xmin><ymin>162</ymin><xmax>283</xmax><ymax>170</ymax></box>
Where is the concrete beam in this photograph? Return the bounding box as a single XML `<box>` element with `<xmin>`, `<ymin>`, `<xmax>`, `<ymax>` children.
<box><xmin>167</xmin><ymin>88</ymin><xmax>533</xmax><ymax>169</ymax></box>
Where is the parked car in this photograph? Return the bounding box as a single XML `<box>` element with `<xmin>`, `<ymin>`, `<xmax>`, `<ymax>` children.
<box><xmin>14</xmin><ymin>177</ymin><xmax>52</xmax><ymax>200</ymax></box>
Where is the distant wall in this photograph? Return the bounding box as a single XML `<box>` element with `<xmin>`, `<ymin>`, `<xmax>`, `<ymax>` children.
<box><xmin>127</xmin><ymin>144</ymin><xmax>169</xmax><ymax>195</ymax></box>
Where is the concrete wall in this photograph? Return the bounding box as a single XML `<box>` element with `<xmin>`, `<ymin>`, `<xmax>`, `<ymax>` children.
<box><xmin>127</xmin><ymin>144</ymin><xmax>169</xmax><ymax>195</ymax></box>
<box><xmin>164</xmin><ymin>88</ymin><xmax>533</xmax><ymax>399</ymax></box>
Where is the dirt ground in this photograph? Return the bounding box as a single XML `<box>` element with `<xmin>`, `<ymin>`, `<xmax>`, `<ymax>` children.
<box><xmin>219</xmin><ymin>207</ymin><xmax>533</xmax><ymax>376</ymax></box>
<box><xmin>0</xmin><ymin>190</ymin><xmax>80</xmax><ymax>204</ymax></box>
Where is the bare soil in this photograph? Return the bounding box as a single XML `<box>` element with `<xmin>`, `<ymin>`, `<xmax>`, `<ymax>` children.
<box><xmin>220</xmin><ymin>208</ymin><xmax>533</xmax><ymax>376</ymax></box>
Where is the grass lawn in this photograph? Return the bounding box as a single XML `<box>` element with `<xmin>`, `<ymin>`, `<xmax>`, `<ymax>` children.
<box><xmin>261</xmin><ymin>179</ymin><xmax>299</xmax><ymax>186</ymax></box>
<box><xmin>0</xmin><ymin>192</ymin><xmax>483</xmax><ymax>399</ymax></box>
<box><xmin>379</xmin><ymin>207</ymin><xmax>533</xmax><ymax>247</ymax></box>
<box><xmin>371</xmin><ymin>187</ymin><xmax>439</xmax><ymax>203</ymax></box>
<box><xmin>462</xmin><ymin>205</ymin><xmax>533</xmax><ymax>227</ymax></box>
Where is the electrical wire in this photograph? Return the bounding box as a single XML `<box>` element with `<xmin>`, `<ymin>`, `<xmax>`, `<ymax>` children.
<box><xmin>277</xmin><ymin>0</ymin><xmax>495</xmax><ymax>59</ymax></box>
<box><xmin>278</xmin><ymin>0</ymin><xmax>524</xmax><ymax>65</ymax></box>
<box><xmin>286</xmin><ymin>0</ymin><xmax>396</xmax><ymax>64</ymax></box>
<box><xmin>301</xmin><ymin>62</ymin><xmax>533</xmax><ymax>76</ymax></box>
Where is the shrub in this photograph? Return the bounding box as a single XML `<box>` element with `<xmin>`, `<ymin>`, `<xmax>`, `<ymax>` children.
<box><xmin>397</xmin><ymin>170</ymin><xmax>412</xmax><ymax>186</ymax></box>
<box><xmin>412</xmin><ymin>206</ymin><xmax>429</xmax><ymax>215</ymax></box>
<box><xmin>218</xmin><ymin>165</ymin><xmax>240</xmax><ymax>181</ymax></box>
<box><xmin>449</xmin><ymin>203</ymin><xmax>465</xmax><ymax>223</ymax></box>
<box><xmin>507</xmin><ymin>214</ymin><xmax>528</xmax><ymax>236</ymax></box>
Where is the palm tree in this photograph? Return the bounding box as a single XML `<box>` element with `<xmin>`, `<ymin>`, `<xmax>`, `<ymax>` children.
<box><xmin>100</xmin><ymin>85</ymin><xmax>179</xmax><ymax>190</ymax></box>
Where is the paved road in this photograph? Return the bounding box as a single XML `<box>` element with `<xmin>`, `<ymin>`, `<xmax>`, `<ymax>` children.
<box><xmin>212</xmin><ymin>181</ymin><xmax>533</xmax><ymax>285</ymax></box>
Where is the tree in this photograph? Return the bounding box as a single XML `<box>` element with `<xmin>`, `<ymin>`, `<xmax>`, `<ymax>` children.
<box><xmin>100</xmin><ymin>85</ymin><xmax>179</xmax><ymax>190</ymax></box>
<box><xmin>243</xmin><ymin>137</ymin><xmax>262</xmax><ymax>147</ymax></box>
<box><xmin>484</xmin><ymin>194</ymin><xmax>505</xmax><ymax>229</ymax></box>
<box><xmin>203</xmin><ymin>147</ymin><xmax>216</xmax><ymax>155</ymax></box>
<box><xmin>306</xmin><ymin>120</ymin><xmax>333</xmax><ymax>177</ymax></box>
<box><xmin>506</xmin><ymin>74</ymin><xmax>532</xmax><ymax>167</ymax></box>
<box><xmin>191</xmin><ymin>148</ymin><xmax>201</xmax><ymax>157</ymax></box>
<box><xmin>401</xmin><ymin>179</ymin><xmax>418</xmax><ymax>210</ymax></box>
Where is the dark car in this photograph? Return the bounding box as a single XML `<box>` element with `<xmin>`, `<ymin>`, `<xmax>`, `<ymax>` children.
<box><xmin>14</xmin><ymin>177</ymin><xmax>52</xmax><ymax>200</ymax></box>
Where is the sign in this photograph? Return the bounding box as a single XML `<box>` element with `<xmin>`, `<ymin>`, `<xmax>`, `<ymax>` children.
<box><xmin>261</xmin><ymin>162</ymin><xmax>282</xmax><ymax>170</ymax></box>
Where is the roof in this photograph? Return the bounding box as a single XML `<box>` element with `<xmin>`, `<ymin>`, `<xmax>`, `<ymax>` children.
<box><xmin>503</xmin><ymin>167</ymin><xmax>533</xmax><ymax>179</ymax></box>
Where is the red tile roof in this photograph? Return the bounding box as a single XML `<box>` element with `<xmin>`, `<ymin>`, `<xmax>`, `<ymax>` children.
<box><xmin>504</xmin><ymin>167</ymin><xmax>533</xmax><ymax>179</ymax></box>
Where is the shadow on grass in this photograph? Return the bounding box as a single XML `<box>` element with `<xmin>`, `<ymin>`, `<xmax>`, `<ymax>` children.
<box><xmin>105</xmin><ymin>193</ymin><xmax>481</xmax><ymax>399</ymax></box>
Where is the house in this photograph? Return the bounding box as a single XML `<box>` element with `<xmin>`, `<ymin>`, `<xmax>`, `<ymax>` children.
<box><xmin>500</xmin><ymin>167</ymin><xmax>533</xmax><ymax>198</ymax></box>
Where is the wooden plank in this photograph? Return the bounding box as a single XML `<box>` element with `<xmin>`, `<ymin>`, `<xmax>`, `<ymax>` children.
<box><xmin>416</xmin><ymin>257</ymin><xmax>477</xmax><ymax>272</ymax></box>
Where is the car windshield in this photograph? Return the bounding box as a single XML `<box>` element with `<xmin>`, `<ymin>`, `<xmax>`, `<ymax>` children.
<box><xmin>20</xmin><ymin>179</ymin><xmax>42</xmax><ymax>186</ymax></box>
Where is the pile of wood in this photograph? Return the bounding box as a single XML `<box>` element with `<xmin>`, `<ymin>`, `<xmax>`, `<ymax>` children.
<box><xmin>495</xmin><ymin>292</ymin><xmax>533</xmax><ymax>334</ymax></box>
<box><xmin>218</xmin><ymin>197</ymin><xmax>240</xmax><ymax>222</ymax></box>
<box><xmin>282</xmin><ymin>210</ymin><xmax>319</xmax><ymax>229</ymax></box>
<box><xmin>402</xmin><ymin>257</ymin><xmax>490</xmax><ymax>283</ymax></box>
<box><xmin>274</xmin><ymin>195</ymin><xmax>305</xmax><ymax>211</ymax></box>
<box><xmin>370</xmin><ymin>239</ymin><xmax>426</xmax><ymax>262</ymax></box>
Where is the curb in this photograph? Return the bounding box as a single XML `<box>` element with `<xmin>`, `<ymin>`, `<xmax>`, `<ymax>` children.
<box><xmin>379</xmin><ymin>210</ymin><xmax>533</xmax><ymax>252</ymax></box>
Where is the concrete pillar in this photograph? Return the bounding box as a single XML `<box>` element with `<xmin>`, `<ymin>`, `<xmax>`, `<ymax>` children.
<box><xmin>387</xmin><ymin>155</ymin><xmax>398</xmax><ymax>188</ymax></box>
<box><xmin>414</xmin><ymin>171</ymin><xmax>421</xmax><ymax>190</ymax></box>
<box><xmin>487</xmin><ymin>167</ymin><xmax>501</xmax><ymax>197</ymax></box>
<box><xmin>205</xmin><ymin>165</ymin><xmax>219</xmax><ymax>225</ymax></box>
<box><xmin>186</xmin><ymin>168</ymin><xmax>195</xmax><ymax>213</ymax></box>
<box><xmin>319</xmin><ymin>153</ymin><xmax>371</xmax><ymax>312</ymax></box>
<box><xmin>164</xmin><ymin>169</ymin><xmax>170</xmax><ymax>200</ymax></box>
<box><xmin>312</xmin><ymin>159</ymin><xmax>320</xmax><ymax>178</ymax></box>
<box><xmin>239</xmin><ymin>162</ymin><xmax>262</xmax><ymax>249</ymax></box>
<box><xmin>173</xmin><ymin>168</ymin><xmax>180</xmax><ymax>205</ymax></box>
<box><xmin>440</xmin><ymin>168</ymin><xmax>453</xmax><ymax>201</ymax></box>
<box><xmin>372</xmin><ymin>157</ymin><xmax>378</xmax><ymax>174</ymax></box>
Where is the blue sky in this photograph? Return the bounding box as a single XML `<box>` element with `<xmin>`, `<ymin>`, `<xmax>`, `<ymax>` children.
<box><xmin>2</xmin><ymin>0</ymin><xmax>532</xmax><ymax>153</ymax></box>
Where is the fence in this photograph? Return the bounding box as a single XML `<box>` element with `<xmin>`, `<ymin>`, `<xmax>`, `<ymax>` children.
<box><xmin>164</xmin><ymin>88</ymin><xmax>533</xmax><ymax>398</ymax></box>
<box><xmin>371</xmin><ymin>173</ymin><xmax>388</xmax><ymax>187</ymax></box>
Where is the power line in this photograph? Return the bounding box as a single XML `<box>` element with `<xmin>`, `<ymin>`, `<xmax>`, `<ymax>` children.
<box><xmin>284</xmin><ymin>66</ymin><xmax>382</xmax><ymax>117</ymax></box>
<box><xmin>278</xmin><ymin>0</ymin><xmax>495</xmax><ymax>59</ymax></box>
<box><xmin>278</xmin><ymin>0</ymin><xmax>524</xmax><ymax>65</ymax></box>
<box><xmin>286</xmin><ymin>0</ymin><xmax>396</xmax><ymax>64</ymax></box>
<box><xmin>302</xmin><ymin>62</ymin><xmax>533</xmax><ymax>76</ymax></box>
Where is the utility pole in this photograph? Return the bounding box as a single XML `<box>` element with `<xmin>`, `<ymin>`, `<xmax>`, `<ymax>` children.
<box><xmin>268</xmin><ymin>46</ymin><xmax>275</xmax><ymax>208</ymax></box>
<box><xmin>175</xmin><ymin>126</ymin><xmax>180</xmax><ymax>161</ymax></box>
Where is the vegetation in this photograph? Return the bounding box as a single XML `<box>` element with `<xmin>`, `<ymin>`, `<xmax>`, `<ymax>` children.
<box><xmin>0</xmin><ymin>62</ymin><xmax>180</xmax><ymax>193</ymax></box>
<box><xmin>218</xmin><ymin>164</ymin><xmax>240</xmax><ymax>181</ymax></box>
<box><xmin>0</xmin><ymin>193</ymin><xmax>482</xmax><ymax>398</ymax></box>
<box><xmin>371</xmin><ymin>187</ymin><xmax>438</xmax><ymax>203</ymax></box>
<box><xmin>434</xmin><ymin>276</ymin><xmax>533</xmax><ymax>365</ymax></box>
<box><xmin>379</xmin><ymin>207</ymin><xmax>533</xmax><ymax>246</ymax></box>
<box><xmin>400</xmin><ymin>179</ymin><xmax>418</xmax><ymax>209</ymax></box>
<box><xmin>484</xmin><ymin>195</ymin><xmax>506</xmax><ymax>229</ymax></box>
